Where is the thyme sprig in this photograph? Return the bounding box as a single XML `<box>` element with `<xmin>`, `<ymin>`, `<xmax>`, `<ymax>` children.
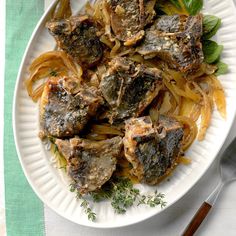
<box><xmin>70</xmin><ymin>177</ymin><xmax>166</xmax><ymax>221</ymax></box>
<box><xmin>138</xmin><ymin>190</ymin><xmax>166</xmax><ymax>208</ymax></box>
<box><xmin>70</xmin><ymin>184</ymin><xmax>97</xmax><ymax>221</ymax></box>
<box><xmin>80</xmin><ymin>198</ymin><xmax>96</xmax><ymax>222</ymax></box>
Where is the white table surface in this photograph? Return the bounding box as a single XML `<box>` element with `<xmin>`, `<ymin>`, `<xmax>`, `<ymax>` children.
<box><xmin>1</xmin><ymin>1</ymin><xmax>236</xmax><ymax>235</ymax></box>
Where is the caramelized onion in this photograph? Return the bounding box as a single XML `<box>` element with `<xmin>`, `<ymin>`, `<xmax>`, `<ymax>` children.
<box><xmin>178</xmin><ymin>156</ymin><xmax>191</xmax><ymax>165</ymax></box>
<box><xmin>30</xmin><ymin>82</ymin><xmax>46</xmax><ymax>102</ymax></box>
<box><xmin>91</xmin><ymin>124</ymin><xmax>124</xmax><ymax>136</ymax></box>
<box><xmin>174</xmin><ymin>116</ymin><xmax>198</xmax><ymax>151</ymax></box>
<box><xmin>96</xmin><ymin>65</ymin><xmax>107</xmax><ymax>81</ymax></box>
<box><xmin>187</xmin><ymin>63</ymin><xmax>218</xmax><ymax>79</ymax></box>
<box><xmin>129</xmin><ymin>54</ymin><xmax>144</xmax><ymax>63</ymax></box>
<box><xmin>110</xmin><ymin>39</ymin><xmax>121</xmax><ymax>57</ymax></box>
<box><xmin>149</xmin><ymin>108</ymin><xmax>159</xmax><ymax>123</ymax></box>
<box><xmin>52</xmin><ymin>0</ymin><xmax>72</xmax><ymax>20</ymax></box>
<box><xmin>184</xmin><ymin>83</ymin><xmax>201</xmax><ymax>101</ymax></box>
<box><xmin>159</xmin><ymin>92</ymin><xmax>172</xmax><ymax>114</ymax></box>
<box><xmin>85</xmin><ymin>133</ymin><xmax>109</xmax><ymax>141</ymax></box>
<box><xmin>193</xmin><ymin>82</ymin><xmax>212</xmax><ymax>141</ymax></box>
<box><xmin>206</xmin><ymin>75</ymin><xmax>226</xmax><ymax>119</ymax></box>
<box><xmin>102</xmin><ymin>0</ymin><xmax>115</xmax><ymax>41</ymax></box>
<box><xmin>85</xmin><ymin>2</ymin><xmax>95</xmax><ymax>16</ymax></box>
<box><xmin>100</xmin><ymin>35</ymin><xmax>114</xmax><ymax>48</ymax></box>
<box><xmin>26</xmin><ymin>51</ymin><xmax>82</xmax><ymax>102</ymax></box>
<box><xmin>163</xmin><ymin>79</ymin><xmax>180</xmax><ymax>104</ymax></box>
<box><xmin>145</xmin><ymin>0</ymin><xmax>157</xmax><ymax>21</ymax></box>
<box><xmin>171</xmin><ymin>83</ymin><xmax>200</xmax><ymax>101</ymax></box>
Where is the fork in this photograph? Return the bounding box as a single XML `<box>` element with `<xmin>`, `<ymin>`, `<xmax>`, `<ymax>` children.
<box><xmin>181</xmin><ymin>137</ymin><xmax>236</xmax><ymax>236</ymax></box>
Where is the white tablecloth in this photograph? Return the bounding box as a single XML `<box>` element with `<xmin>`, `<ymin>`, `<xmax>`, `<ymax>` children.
<box><xmin>1</xmin><ymin>1</ymin><xmax>236</xmax><ymax>235</ymax></box>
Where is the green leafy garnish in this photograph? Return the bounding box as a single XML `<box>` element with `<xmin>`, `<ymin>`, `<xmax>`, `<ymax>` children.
<box><xmin>80</xmin><ymin>199</ymin><xmax>96</xmax><ymax>221</ymax></box>
<box><xmin>109</xmin><ymin>178</ymin><xmax>140</xmax><ymax>214</ymax></box>
<box><xmin>69</xmin><ymin>183</ymin><xmax>76</xmax><ymax>193</ymax></box>
<box><xmin>91</xmin><ymin>177</ymin><xmax>166</xmax><ymax>215</ymax></box>
<box><xmin>70</xmin><ymin>184</ymin><xmax>97</xmax><ymax>221</ymax></box>
<box><xmin>203</xmin><ymin>40</ymin><xmax>223</xmax><ymax>64</ymax></box>
<box><xmin>182</xmin><ymin>0</ymin><xmax>203</xmax><ymax>15</ymax></box>
<box><xmin>138</xmin><ymin>190</ymin><xmax>166</xmax><ymax>208</ymax></box>
<box><xmin>203</xmin><ymin>15</ymin><xmax>221</xmax><ymax>39</ymax></box>
<box><xmin>155</xmin><ymin>0</ymin><xmax>183</xmax><ymax>16</ymax></box>
<box><xmin>201</xmin><ymin>15</ymin><xmax>228</xmax><ymax>75</ymax></box>
<box><xmin>215</xmin><ymin>61</ymin><xmax>228</xmax><ymax>76</ymax></box>
<box><xmin>156</xmin><ymin>0</ymin><xmax>203</xmax><ymax>16</ymax></box>
<box><xmin>70</xmin><ymin>177</ymin><xmax>166</xmax><ymax>221</ymax></box>
<box><xmin>169</xmin><ymin>0</ymin><xmax>182</xmax><ymax>9</ymax></box>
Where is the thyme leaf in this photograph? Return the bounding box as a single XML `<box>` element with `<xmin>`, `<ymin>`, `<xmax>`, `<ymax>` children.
<box><xmin>76</xmin><ymin>192</ymin><xmax>97</xmax><ymax>221</ymax></box>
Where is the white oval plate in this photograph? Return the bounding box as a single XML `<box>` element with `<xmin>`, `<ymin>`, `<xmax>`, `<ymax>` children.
<box><xmin>13</xmin><ymin>0</ymin><xmax>236</xmax><ymax>228</ymax></box>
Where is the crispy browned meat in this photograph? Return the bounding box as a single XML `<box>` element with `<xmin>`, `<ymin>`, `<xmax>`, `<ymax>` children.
<box><xmin>123</xmin><ymin>115</ymin><xmax>183</xmax><ymax>185</ymax></box>
<box><xmin>137</xmin><ymin>14</ymin><xmax>204</xmax><ymax>72</ymax></box>
<box><xmin>100</xmin><ymin>57</ymin><xmax>163</xmax><ymax>122</ymax></box>
<box><xmin>55</xmin><ymin>136</ymin><xmax>123</xmax><ymax>194</ymax></box>
<box><xmin>106</xmin><ymin>0</ymin><xmax>155</xmax><ymax>46</ymax></box>
<box><xmin>46</xmin><ymin>16</ymin><xmax>103</xmax><ymax>68</ymax></box>
<box><xmin>40</xmin><ymin>77</ymin><xmax>103</xmax><ymax>138</ymax></box>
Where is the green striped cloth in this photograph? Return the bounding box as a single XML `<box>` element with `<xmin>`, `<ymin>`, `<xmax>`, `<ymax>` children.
<box><xmin>4</xmin><ymin>1</ymin><xmax>45</xmax><ymax>235</ymax></box>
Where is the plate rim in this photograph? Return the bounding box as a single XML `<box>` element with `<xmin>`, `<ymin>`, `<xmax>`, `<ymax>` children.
<box><xmin>12</xmin><ymin>0</ymin><xmax>236</xmax><ymax>228</ymax></box>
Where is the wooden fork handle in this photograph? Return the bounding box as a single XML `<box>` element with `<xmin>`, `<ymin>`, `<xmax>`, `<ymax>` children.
<box><xmin>181</xmin><ymin>202</ymin><xmax>212</xmax><ymax>236</ymax></box>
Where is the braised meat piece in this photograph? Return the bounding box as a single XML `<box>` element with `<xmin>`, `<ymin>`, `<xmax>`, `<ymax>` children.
<box><xmin>106</xmin><ymin>0</ymin><xmax>155</xmax><ymax>46</ymax></box>
<box><xmin>40</xmin><ymin>77</ymin><xmax>103</xmax><ymax>138</ymax></box>
<box><xmin>123</xmin><ymin>115</ymin><xmax>183</xmax><ymax>185</ymax></box>
<box><xmin>47</xmin><ymin>16</ymin><xmax>103</xmax><ymax>68</ymax></box>
<box><xmin>137</xmin><ymin>14</ymin><xmax>204</xmax><ymax>72</ymax></box>
<box><xmin>55</xmin><ymin>136</ymin><xmax>123</xmax><ymax>194</ymax></box>
<box><xmin>100</xmin><ymin>57</ymin><xmax>163</xmax><ymax>122</ymax></box>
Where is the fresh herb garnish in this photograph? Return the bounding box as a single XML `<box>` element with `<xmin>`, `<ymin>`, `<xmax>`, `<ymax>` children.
<box><xmin>80</xmin><ymin>198</ymin><xmax>97</xmax><ymax>221</ymax></box>
<box><xmin>157</xmin><ymin>0</ymin><xmax>203</xmax><ymax>16</ymax></box>
<box><xmin>182</xmin><ymin>0</ymin><xmax>203</xmax><ymax>15</ymax></box>
<box><xmin>169</xmin><ymin>0</ymin><xmax>182</xmax><ymax>9</ymax></box>
<box><xmin>138</xmin><ymin>190</ymin><xmax>166</xmax><ymax>208</ymax></box>
<box><xmin>201</xmin><ymin>15</ymin><xmax>228</xmax><ymax>75</ymax></box>
<box><xmin>215</xmin><ymin>61</ymin><xmax>228</xmax><ymax>76</ymax></box>
<box><xmin>203</xmin><ymin>15</ymin><xmax>221</xmax><ymax>39</ymax></box>
<box><xmin>70</xmin><ymin>177</ymin><xmax>166</xmax><ymax>221</ymax></box>
<box><xmin>78</xmin><ymin>196</ymin><xmax>97</xmax><ymax>221</ymax></box>
<box><xmin>70</xmin><ymin>183</ymin><xmax>97</xmax><ymax>221</ymax></box>
<box><xmin>69</xmin><ymin>183</ymin><xmax>76</xmax><ymax>193</ymax></box>
<box><xmin>92</xmin><ymin>177</ymin><xmax>166</xmax><ymax>215</ymax></box>
<box><xmin>202</xmin><ymin>40</ymin><xmax>223</xmax><ymax>64</ymax></box>
<box><xmin>109</xmin><ymin>177</ymin><xmax>140</xmax><ymax>214</ymax></box>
